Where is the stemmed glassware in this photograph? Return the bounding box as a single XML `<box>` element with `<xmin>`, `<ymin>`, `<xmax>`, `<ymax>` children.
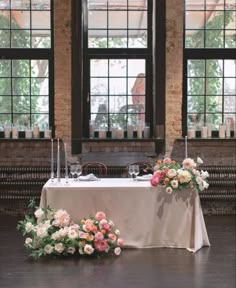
<box><xmin>70</xmin><ymin>163</ymin><xmax>82</xmax><ymax>181</ymax></box>
<box><xmin>128</xmin><ymin>165</ymin><xmax>139</xmax><ymax>181</ymax></box>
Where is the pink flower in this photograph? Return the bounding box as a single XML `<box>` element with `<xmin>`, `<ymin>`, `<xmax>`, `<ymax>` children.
<box><xmin>95</xmin><ymin>211</ymin><xmax>106</xmax><ymax>221</ymax></box>
<box><xmin>150</xmin><ymin>172</ymin><xmax>162</xmax><ymax>186</ymax></box>
<box><xmin>117</xmin><ymin>238</ymin><xmax>124</xmax><ymax>247</ymax></box>
<box><xmin>163</xmin><ymin>157</ymin><xmax>172</xmax><ymax>164</ymax></box>
<box><xmin>94</xmin><ymin>239</ymin><xmax>109</xmax><ymax>252</ymax></box>
<box><xmin>84</xmin><ymin>244</ymin><xmax>94</xmax><ymax>255</ymax></box>
<box><xmin>94</xmin><ymin>231</ymin><xmax>104</xmax><ymax>241</ymax></box>
<box><xmin>108</xmin><ymin>233</ymin><xmax>117</xmax><ymax>243</ymax></box>
<box><xmin>67</xmin><ymin>247</ymin><xmax>76</xmax><ymax>254</ymax></box>
<box><xmin>182</xmin><ymin>158</ymin><xmax>196</xmax><ymax>170</ymax></box>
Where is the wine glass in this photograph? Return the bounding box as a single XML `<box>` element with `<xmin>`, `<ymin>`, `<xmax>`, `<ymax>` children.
<box><xmin>128</xmin><ymin>165</ymin><xmax>135</xmax><ymax>180</ymax></box>
<box><xmin>133</xmin><ymin>165</ymin><xmax>140</xmax><ymax>180</ymax></box>
<box><xmin>74</xmin><ymin>164</ymin><xmax>82</xmax><ymax>181</ymax></box>
<box><xmin>70</xmin><ymin>164</ymin><xmax>76</xmax><ymax>181</ymax></box>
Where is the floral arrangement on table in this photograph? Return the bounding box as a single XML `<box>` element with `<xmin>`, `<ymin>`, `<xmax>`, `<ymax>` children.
<box><xmin>17</xmin><ymin>200</ymin><xmax>124</xmax><ymax>259</ymax></box>
<box><xmin>150</xmin><ymin>157</ymin><xmax>209</xmax><ymax>194</ymax></box>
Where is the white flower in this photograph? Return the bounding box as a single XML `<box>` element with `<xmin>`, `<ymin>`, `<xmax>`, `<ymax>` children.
<box><xmin>182</xmin><ymin>158</ymin><xmax>196</xmax><ymax>170</ymax></box>
<box><xmin>84</xmin><ymin>244</ymin><xmax>94</xmax><ymax>255</ymax></box>
<box><xmin>54</xmin><ymin>209</ymin><xmax>70</xmax><ymax>227</ymax></box>
<box><xmin>44</xmin><ymin>244</ymin><xmax>53</xmax><ymax>254</ymax></box>
<box><xmin>68</xmin><ymin>229</ymin><xmax>78</xmax><ymax>239</ymax></box>
<box><xmin>54</xmin><ymin>243</ymin><xmax>64</xmax><ymax>253</ymax></box>
<box><xmin>78</xmin><ymin>247</ymin><xmax>84</xmax><ymax>255</ymax></box>
<box><xmin>114</xmin><ymin>247</ymin><xmax>121</xmax><ymax>256</ymax></box>
<box><xmin>25</xmin><ymin>237</ymin><xmax>32</xmax><ymax>245</ymax></box>
<box><xmin>192</xmin><ymin>168</ymin><xmax>200</xmax><ymax>176</ymax></box>
<box><xmin>170</xmin><ymin>179</ymin><xmax>178</xmax><ymax>189</ymax></box>
<box><xmin>67</xmin><ymin>247</ymin><xmax>76</xmax><ymax>254</ymax></box>
<box><xmin>196</xmin><ymin>176</ymin><xmax>203</xmax><ymax>185</ymax></box>
<box><xmin>114</xmin><ymin>229</ymin><xmax>120</xmax><ymax>236</ymax></box>
<box><xmin>202</xmin><ymin>181</ymin><xmax>209</xmax><ymax>189</ymax></box>
<box><xmin>34</xmin><ymin>208</ymin><xmax>44</xmax><ymax>219</ymax></box>
<box><xmin>201</xmin><ymin>170</ymin><xmax>209</xmax><ymax>179</ymax></box>
<box><xmin>197</xmin><ymin>157</ymin><xmax>203</xmax><ymax>164</ymax></box>
<box><xmin>25</xmin><ymin>222</ymin><xmax>34</xmax><ymax>233</ymax></box>
<box><xmin>167</xmin><ymin>169</ymin><xmax>177</xmax><ymax>178</ymax></box>
<box><xmin>36</xmin><ymin>226</ymin><xmax>48</xmax><ymax>238</ymax></box>
<box><xmin>178</xmin><ymin>170</ymin><xmax>192</xmax><ymax>183</ymax></box>
<box><xmin>166</xmin><ymin>187</ymin><xmax>173</xmax><ymax>194</ymax></box>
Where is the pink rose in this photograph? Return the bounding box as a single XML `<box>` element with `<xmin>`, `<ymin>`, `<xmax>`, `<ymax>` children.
<box><xmin>94</xmin><ymin>231</ymin><xmax>104</xmax><ymax>241</ymax></box>
<box><xmin>114</xmin><ymin>247</ymin><xmax>121</xmax><ymax>256</ymax></box>
<box><xmin>117</xmin><ymin>238</ymin><xmax>124</xmax><ymax>246</ymax></box>
<box><xmin>150</xmin><ymin>173</ymin><xmax>161</xmax><ymax>186</ymax></box>
<box><xmin>163</xmin><ymin>157</ymin><xmax>171</xmax><ymax>164</ymax></box>
<box><xmin>95</xmin><ymin>211</ymin><xmax>106</xmax><ymax>221</ymax></box>
<box><xmin>94</xmin><ymin>239</ymin><xmax>109</xmax><ymax>252</ymax></box>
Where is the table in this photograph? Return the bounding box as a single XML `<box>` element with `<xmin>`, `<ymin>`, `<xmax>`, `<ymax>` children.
<box><xmin>40</xmin><ymin>178</ymin><xmax>210</xmax><ymax>252</ymax></box>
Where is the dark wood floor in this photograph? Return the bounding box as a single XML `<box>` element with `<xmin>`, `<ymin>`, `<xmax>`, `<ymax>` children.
<box><xmin>0</xmin><ymin>215</ymin><xmax>235</xmax><ymax>288</ymax></box>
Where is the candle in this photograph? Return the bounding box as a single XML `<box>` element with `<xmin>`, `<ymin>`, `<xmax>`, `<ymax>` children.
<box><xmin>185</xmin><ymin>136</ymin><xmax>188</xmax><ymax>159</ymax></box>
<box><xmin>137</xmin><ymin>122</ymin><xmax>143</xmax><ymax>139</ymax></box>
<box><xmin>127</xmin><ymin>124</ymin><xmax>134</xmax><ymax>138</ymax></box>
<box><xmin>44</xmin><ymin>128</ymin><xmax>52</xmax><ymax>139</ymax></box>
<box><xmin>12</xmin><ymin>126</ymin><xmax>18</xmax><ymax>139</ymax></box>
<box><xmin>226</xmin><ymin>120</ymin><xmax>231</xmax><ymax>138</ymax></box>
<box><xmin>188</xmin><ymin>127</ymin><xmax>195</xmax><ymax>139</ymax></box>
<box><xmin>111</xmin><ymin>127</ymin><xmax>117</xmax><ymax>138</ymax></box>
<box><xmin>64</xmin><ymin>142</ymin><xmax>68</xmax><ymax>182</ymax></box>
<box><xmin>4</xmin><ymin>126</ymin><xmax>11</xmax><ymax>138</ymax></box>
<box><xmin>89</xmin><ymin>120</ymin><xmax>94</xmax><ymax>138</ymax></box>
<box><xmin>25</xmin><ymin>128</ymin><xmax>32</xmax><ymax>139</ymax></box>
<box><xmin>206</xmin><ymin>123</ymin><xmax>212</xmax><ymax>138</ymax></box>
<box><xmin>116</xmin><ymin>128</ymin><xmax>124</xmax><ymax>139</ymax></box>
<box><xmin>50</xmin><ymin>139</ymin><xmax>54</xmax><ymax>181</ymax></box>
<box><xmin>57</xmin><ymin>138</ymin><xmax>61</xmax><ymax>182</ymax></box>
<box><xmin>98</xmin><ymin>129</ymin><xmax>106</xmax><ymax>139</ymax></box>
<box><xmin>219</xmin><ymin>125</ymin><xmax>225</xmax><ymax>138</ymax></box>
<box><xmin>201</xmin><ymin>126</ymin><xmax>207</xmax><ymax>138</ymax></box>
<box><xmin>33</xmin><ymin>125</ymin><xmax>40</xmax><ymax>138</ymax></box>
<box><xmin>144</xmin><ymin>124</ymin><xmax>150</xmax><ymax>138</ymax></box>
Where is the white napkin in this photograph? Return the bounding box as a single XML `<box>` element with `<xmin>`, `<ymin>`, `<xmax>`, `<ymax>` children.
<box><xmin>136</xmin><ymin>174</ymin><xmax>153</xmax><ymax>181</ymax></box>
<box><xmin>78</xmin><ymin>173</ymin><xmax>98</xmax><ymax>181</ymax></box>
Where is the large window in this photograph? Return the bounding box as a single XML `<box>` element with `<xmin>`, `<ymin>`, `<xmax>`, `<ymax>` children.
<box><xmin>0</xmin><ymin>0</ymin><xmax>53</xmax><ymax>132</ymax></box>
<box><xmin>184</xmin><ymin>0</ymin><xmax>236</xmax><ymax>136</ymax></box>
<box><xmin>72</xmin><ymin>0</ymin><xmax>166</xmax><ymax>152</ymax></box>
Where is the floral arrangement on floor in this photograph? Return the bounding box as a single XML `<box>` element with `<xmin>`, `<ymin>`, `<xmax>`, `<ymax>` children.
<box><xmin>150</xmin><ymin>157</ymin><xmax>209</xmax><ymax>194</ymax></box>
<box><xmin>17</xmin><ymin>200</ymin><xmax>124</xmax><ymax>259</ymax></box>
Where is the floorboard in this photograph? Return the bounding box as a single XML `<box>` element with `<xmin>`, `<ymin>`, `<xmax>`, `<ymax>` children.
<box><xmin>0</xmin><ymin>215</ymin><xmax>235</xmax><ymax>288</ymax></box>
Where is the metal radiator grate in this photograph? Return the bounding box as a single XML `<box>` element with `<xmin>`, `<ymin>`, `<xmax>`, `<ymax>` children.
<box><xmin>0</xmin><ymin>165</ymin><xmax>235</xmax><ymax>215</ymax></box>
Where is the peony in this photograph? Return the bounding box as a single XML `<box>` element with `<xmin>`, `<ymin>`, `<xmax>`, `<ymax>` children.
<box><xmin>163</xmin><ymin>157</ymin><xmax>172</xmax><ymax>164</ymax></box>
<box><xmin>84</xmin><ymin>244</ymin><xmax>94</xmax><ymax>255</ymax></box>
<box><xmin>44</xmin><ymin>244</ymin><xmax>53</xmax><ymax>254</ymax></box>
<box><xmin>182</xmin><ymin>158</ymin><xmax>196</xmax><ymax>170</ymax></box>
<box><xmin>150</xmin><ymin>172</ymin><xmax>162</xmax><ymax>186</ymax></box>
<box><xmin>94</xmin><ymin>231</ymin><xmax>104</xmax><ymax>241</ymax></box>
<box><xmin>95</xmin><ymin>211</ymin><xmax>106</xmax><ymax>221</ymax></box>
<box><xmin>25</xmin><ymin>222</ymin><xmax>34</xmax><ymax>233</ymax></box>
<box><xmin>54</xmin><ymin>209</ymin><xmax>70</xmax><ymax>227</ymax></box>
<box><xmin>178</xmin><ymin>170</ymin><xmax>192</xmax><ymax>183</ymax></box>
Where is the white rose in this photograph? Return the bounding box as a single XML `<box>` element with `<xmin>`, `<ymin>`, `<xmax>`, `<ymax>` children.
<box><xmin>166</xmin><ymin>187</ymin><xmax>173</xmax><ymax>194</ymax></box>
<box><xmin>34</xmin><ymin>208</ymin><xmax>44</xmax><ymax>219</ymax></box>
<box><xmin>171</xmin><ymin>179</ymin><xmax>178</xmax><ymax>189</ymax></box>
<box><xmin>84</xmin><ymin>244</ymin><xmax>94</xmax><ymax>255</ymax></box>
<box><xmin>25</xmin><ymin>237</ymin><xmax>32</xmax><ymax>245</ymax></box>
<box><xmin>78</xmin><ymin>247</ymin><xmax>84</xmax><ymax>255</ymax></box>
<box><xmin>54</xmin><ymin>243</ymin><xmax>64</xmax><ymax>253</ymax></box>
<box><xmin>203</xmin><ymin>181</ymin><xmax>209</xmax><ymax>189</ymax></box>
<box><xmin>114</xmin><ymin>247</ymin><xmax>121</xmax><ymax>256</ymax></box>
<box><xmin>44</xmin><ymin>244</ymin><xmax>54</xmax><ymax>254</ymax></box>
<box><xmin>68</xmin><ymin>229</ymin><xmax>78</xmax><ymax>239</ymax></box>
<box><xmin>25</xmin><ymin>222</ymin><xmax>34</xmax><ymax>233</ymax></box>
<box><xmin>114</xmin><ymin>229</ymin><xmax>120</xmax><ymax>236</ymax></box>
<box><xmin>36</xmin><ymin>226</ymin><xmax>48</xmax><ymax>238</ymax></box>
<box><xmin>196</xmin><ymin>176</ymin><xmax>203</xmax><ymax>185</ymax></box>
<box><xmin>67</xmin><ymin>247</ymin><xmax>76</xmax><ymax>254</ymax></box>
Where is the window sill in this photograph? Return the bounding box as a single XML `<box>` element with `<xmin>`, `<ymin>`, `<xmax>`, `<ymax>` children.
<box><xmin>82</xmin><ymin>137</ymin><xmax>165</xmax><ymax>142</ymax></box>
<box><xmin>177</xmin><ymin>137</ymin><xmax>236</xmax><ymax>141</ymax></box>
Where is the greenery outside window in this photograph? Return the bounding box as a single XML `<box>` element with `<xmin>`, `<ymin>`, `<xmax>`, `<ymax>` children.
<box><xmin>0</xmin><ymin>0</ymin><xmax>53</xmax><ymax>133</ymax></box>
<box><xmin>184</xmin><ymin>0</ymin><xmax>236</xmax><ymax>136</ymax></box>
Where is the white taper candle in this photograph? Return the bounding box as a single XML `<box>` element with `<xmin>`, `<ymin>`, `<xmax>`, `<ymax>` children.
<box><xmin>51</xmin><ymin>138</ymin><xmax>54</xmax><ymax>181</ymax></box>
<box><xmin>185</xmin><ymin>135</ymin><xmax>188</xmax><ymax>159</ymax></box>
<box><xmin>57</xmin><ymin>138</ymin><xmax>61</xmax><ymax>182</ymax></box>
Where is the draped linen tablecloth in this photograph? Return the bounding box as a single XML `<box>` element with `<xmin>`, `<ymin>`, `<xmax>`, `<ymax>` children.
<box><xmin>40</xmin><ymin>178</ymin><xmax>210</xmax><ymax>252</ymax></box>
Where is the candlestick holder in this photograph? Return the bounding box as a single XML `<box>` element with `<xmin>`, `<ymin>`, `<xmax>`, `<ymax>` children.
<box><xmin>56</xmin><ymin>139</ymin><xmax>61</xmax><ymax>182</ymax></box>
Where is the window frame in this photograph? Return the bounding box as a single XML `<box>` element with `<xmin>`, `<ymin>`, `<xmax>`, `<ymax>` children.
<box><xmin>0</xmin><ymin>0</ymin><xmax>54</xmax><ymax>137</ymax></box>
<box><xmin>72</xmin><ymin>0</ymin><xmax>166</xmax><ymax>154</ymax></box>
<box><xmin>183</xmin><ymin>1</ymin><xmax>236</xmax><ymax>137</ymax></box>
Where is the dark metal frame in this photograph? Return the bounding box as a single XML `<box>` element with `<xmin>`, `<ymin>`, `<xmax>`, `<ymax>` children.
<box><xmin>72</xmin><ymin>0</ymin><xmax>166</xmax><ymax>154</ymax></box>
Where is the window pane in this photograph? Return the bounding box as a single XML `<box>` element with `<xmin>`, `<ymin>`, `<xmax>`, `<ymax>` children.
<box><xmin>32</xmin><ymin>11</ymin><xmax>50</xmax><ymax>29</ymax></box>
<box><xmin>0</xmin><ymin>30</ymin><xmax>10</xmax><ymax>48</ymax></box>
<box><xmin>0</xmin><ymin>96</ymin><xmax>11</xmax><ymax>112</ymax></box>
<box><xmin>188</xmin><ymin>60</ymin><xmax>205</xmax><ymax>77</ymax></box>
<box><xmin>206</xmin><ymin>78</ymin><xmax>223</xmax><ymax>95</ymax></box>
<box><xmin>91</xmin><ymin>59</ymin><xmax>108</xmax><ymax>77</ymax></box>
<box><xmin>128</xmin><ymin>59</ymin><xmax>145</xmax><ymax>76</ymax></box>
<box><xmin>224</xmin><ymin>60</ymin><xmax>236</xmax><ymax>77</ymax></box>
<box><xmin>185</xmin><ymin>30</ymin><xmax>204</xmax><ymax>48</ymax></box>
<box><xmin>11</xmin><ymin>30</ymin><xmax>30</xmax><ymax>48</ymax></box>
<box><xmin>12</xmin><ymin>78</ymin><xmax>30</xmax><ymax>95</ymax></box>
<box><xmin>0</xmin><ymin>60</ymin><xmax>11</xmax><ymax>77</ymax></box>
<box><xmin>109</xmin><ymin>78</ymin><xmax>127</xmax><ymax>95</ymax></box>
<box><xmin>0</xmin><ymin>78</ymin><xmax>11</xmax><ymax>95</ymax></box>
<box><xmin>32</xmin><ymin>0</ymin><xmax>50</xmax><ymax>10</ymax></box>
<box><xmin>0</xmin><ymin>11</ymin><xmax>10</xmax><ymax>28</ymax></box>
<box><xmin>32</xmin><ymin>96</ymin><xmax>49</xmax><ymax>113</ymax></box>
<box><xmin>109</xmin><ymin>11</ymin><xmax>127</xmax><ymax>29</ymax></box>
<box><xmin>88</xmin><ymin>11</ymin><xmax>107</xmax><ymax>29</ymax></box>
<box><xmin>12</xmin><ymin>60</ymin><xmax>30</xmax><ymax>77</ymax></box>
<box><xmin>109</xmin><ymin>59</ymin><xmax>126</xmax><ymax>76</ymax></box>
<box><xmin>11</xmin><ymin>0</ymin><xmax>30</xmax><ymax>9</ymax></box>
<box><xmin>11</xmin><ymin>11</ymin><xmax>30</xmax><ymax>29</ymax></box>
<box><xmin>224</xmin><ymin>78</ymin><xmax>236</xmax><ymax>95</ymax></box>
<box><xmin>91</xmin><ymin>78</ymin><xmax>108</xmax><ymax>95</ymax></box>
<box><xmin>206</xmin><ymin>95</ymin><xmax>222</xmax><ymax>113</ymax></box>
<box><xmin>128</xmin><ymin>11</ymin><xmax>147</xmax><ymax>29</ymax></box>
<box><xmin>108</xmin><ymin>31</ymin><xmax>127</xmax><ymax>48</ymax></box>
<box><xmin>188</xmin><ymin>78</ymin><xmax>205</xmax><ymax>95</ymax></box>
<box><xmin>205</xmin><ymin>30</ymin><xmax>224</xmax><ymax>48</ymax></box>
<box><xmin>188</xmin><ymin>96</ymin><xmax>205</xmax><ymax>113</ymax></box>
<box><xmin>206</xmin><ymin>60</ymin><xmax>223</xmax><ymax>77</ymax></box>
<box><xmin>13</xmin><ymin>96</ymin><xmax>30</xmax><ymax>113</ymax></box>
<box><xmin>128</xmin><ymin>30</ymin><xmax>147</xmax><ymax>48</ymax></box>
<box><xmin>224</xmin><ymin>96</ymin><xmax>236</xmax><ymax>112</ymax></box>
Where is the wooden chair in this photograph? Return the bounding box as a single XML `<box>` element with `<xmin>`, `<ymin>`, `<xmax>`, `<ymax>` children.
<box><xmin>82</xmin><ymin>162</ymin><xmax>108</xmax><ymax>178</ymax></box>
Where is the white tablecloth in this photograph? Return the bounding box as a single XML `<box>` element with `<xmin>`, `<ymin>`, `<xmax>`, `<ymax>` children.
<box><xmin>40</xmin><ymin>178</ymin><xmax>210</xmax><ymax>252</ymax></box>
